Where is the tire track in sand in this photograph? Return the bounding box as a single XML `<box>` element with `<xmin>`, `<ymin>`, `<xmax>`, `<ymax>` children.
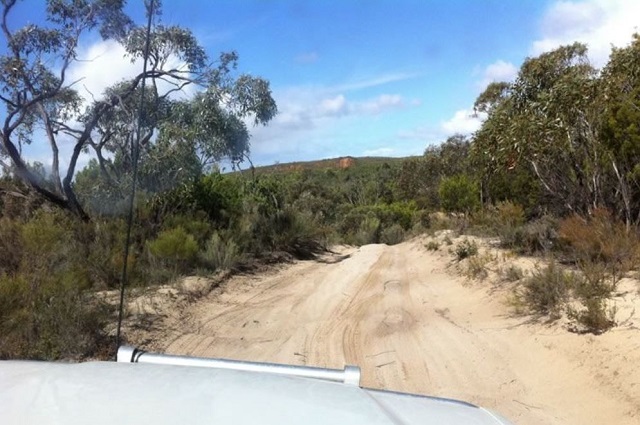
<box><xmin>150</xmin><ymin>239</ymin><xmax>640</xmax><ymax>425</ymax></box>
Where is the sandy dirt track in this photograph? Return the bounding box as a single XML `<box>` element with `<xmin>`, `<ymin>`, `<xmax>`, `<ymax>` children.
<box><xmin>138</xmin><ymin>237</ymin><xmax>640</xmax><ymax>425</ymax></box>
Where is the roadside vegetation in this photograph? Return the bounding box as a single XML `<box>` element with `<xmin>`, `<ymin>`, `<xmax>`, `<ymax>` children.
<box><xmin>1</xmin><ymin>1</ymin><xmax>640</xmax><ymax>359</ymax></box>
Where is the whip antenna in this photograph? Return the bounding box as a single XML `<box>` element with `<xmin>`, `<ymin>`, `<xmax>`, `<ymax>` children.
<box><xmin>116</xmin><ymin>0</ymin><xmax>155</xmax><ymax>354</ymax></box>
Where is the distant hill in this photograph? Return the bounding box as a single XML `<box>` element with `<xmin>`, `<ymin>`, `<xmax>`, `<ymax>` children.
<box><xmin>244</xmin><ymin>156</ymin><xmax>415</xmax><ymax>175</ymax></box>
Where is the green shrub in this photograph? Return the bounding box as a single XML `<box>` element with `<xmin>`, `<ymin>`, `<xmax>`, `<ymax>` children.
<box><xmin>381</xmin><ymin>224</ymin><xmax>405</xmax><ymax>245</ymax></box>
<box><xmin>236</xmin><ymin>202</ymin><xmax>324</xmax><ymax>259</ymax></box>
<box><xmin>0</xmin><ymin>210</ymin><xmax>114</xmax><ymax>360</ymax></box>
<box><xmin>559</xmin><ymin>208</ymin><xmax>639</xmax><ymax>279</ymax></box>
<box><xmin>0</xmin><ymin>217</ymin><xmax>23</xmax><ymax>275</ymax></box>
<box><xmin>500</xmin><ymin>264</ymin><xmax>524</xmax><ymax>282</ymax></box>
<box><xmin>20</xmin><ymin>212</ymin><xmax>91</xmax><ymax>291</ymax></box>
<box><xmin>521</xmin><ymin>261</ymin><xmax>573</xmax><ymax>316</ymax></box>
<box><xmin>339</xmin><ymin>202</ymin><xmax>417</xmax><ymax>239</ymax></box>
<box><xmin>466</xmin><ymin>253</ymin><xmax>491</xmax><ymax>280</ymax></box>
<box><xmin>86</xmin><ymin>219</ymin><xmax>132</xmax><ymax>289</ymax></box>
<box><xmin>438</xmin><ymin>175</ymin><xmax>480</xmax><ymax>214</ymax></box>
<box><xmin>454</xmin><ymin>239</ymin><xmax>478</xmax><ymax>260</ymax></box>
<box><xmin>573</xmin><ymin>261</ymin><xmax>617</xmax><ymax>299</ymax></box>
<box><xmin>163</xmin><ymin>213</ymin><xmax>212</xmax><ymax>246</ymax></box>
<box><xmin>353</xmin><ymin>216</ymin><xmax>381</xmax><ymax>246</ymax></box>
<box><xmin>193</xmin><ymin>173</ymin><xmax>243</xmax><ymax>225</ymax></box>
<box><xmin>554</xmin><ymin>209</ymin><xmax>638</xmax><ymax>334</ymax></box>
<box><xmin>147</xmin><ymin>226</ymin><xmax>199</xmax><ymax>272</ymax></box>
<box><xmin>425</xmin><ymin>240</ymin><xmax>440</xmax><ymax>251</ymax></box>
<box><xmin>21</xmin><ymin>212</ymin><xmax>69</xmax><ymax>268</ymax></box>
<box><xmin>0</xmin><ymin>272</ymin><xmax>111</xmax><ymax>360</ymax></box>
<box><xmin>506</xmin><ymin>215</ymin><xmax>559</xmax><ymax>254</ymax></box>
<box><xmin>495</xmin><ymin>201</ymin><xmax>526</xmax><ymax>228</ymax></box>
<box><xmin>567</xmin><ymin>297</ymin><xmax>615</xmax><ymax>334</ymax></box>
<box><xmin>567</xmin><ymin>261</ymin><xmax>618</xmax><ymax>333</ymax></box>
<box><xmin>414</xmin><ymin>209</ymin><xmax>431</xmax><ymax>229</ymax></box>
<box><xmin>275</xmin><ymin>210</ymin><xmax>325</xmax><ymax>258</ymax></box>
<box><xmin>485</xmin><ymin>202</ymin><xmax>525</xmax><ymax>243</ymax></box>
<box><xmin>201</xmin><ymin>232</ymin><xmax>240</xmax><ymax>271</ymax></box>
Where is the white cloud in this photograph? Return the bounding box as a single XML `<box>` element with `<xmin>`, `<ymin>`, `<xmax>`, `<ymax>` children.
<box><xmin>67</xmin><ymin>40</ymin><xmax>195</xmax><ymax>105</ymax></box>
<box><xmin>247</xmin><ymin>72</ymin><xmax>417</xmax><ymax>159</ymax></box>
<box><xmin>67</xmin><ymin>40</ymin><xmax>140</xmax><ymax>103</ymax></box>
<box><xmin>319</xmin><ymin>92</ymin><xmax>407</xmax><ymax>119</ymax></box>
<box><xmin>295</xmin><ymin>51</ymin><xmax>319</xmax><ymax>64</ymax></box>
<box><xmin>532</xmin><ymin>0</ymin><xmax>640</xmax><ymax>67</ymax></box>
<box><xmin>248</xmin><ymin>84</ymin><xmax>417</xmax><ymax>163</ymax></box>
<box><xmin>335</xmin><ymin>72</ymin><xmax>420</xmax><ymax>92</ymax></box>
<box><xmin>319</xmin><ymin>95</ymin><xmax>349</xmax><ymax>117</ymax></box>
<box><xmin>357</xmin><ymin>94</ymin><xmax>404</xmax><ymax>115</ymax></box>
<box><xmin>397</xmin><ymin>126</ymin><xmax>441</xmax><ymax>142</ymax></box>
<box><xmin>478</xmin><ymin>60</ymin><xmax>518</xmax><ymax>89</ymax></box>
<box><xmin>441</xmin><ymin>109</ymin><xmax>486</xmax><ymax>135</ymax></box>
<box><xmin>363</xmin><ymin>147</ymin><xmax>394</xmax><ymax>156</ymax></box>
<box><xmin>258</xmin><ymin>90</ymin><xmax>407</xmax><ymax>135</ymax></box>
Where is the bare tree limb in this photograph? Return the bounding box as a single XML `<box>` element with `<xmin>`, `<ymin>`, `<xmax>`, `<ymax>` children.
<box><xmin>36</xmin><ymin>102</ymin><xmax>63</xmax><ymax>194</ymax></box>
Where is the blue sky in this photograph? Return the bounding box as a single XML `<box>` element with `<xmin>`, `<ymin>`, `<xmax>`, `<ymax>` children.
<box><xmin>11</xmin><ymin>0</ymin><xmax>640</xmax><ymax>168</ymax></box>
<box><xmin>178</xmin><ymin>0</ymin><xmax>546</xmax><ymax>164</ymax></box>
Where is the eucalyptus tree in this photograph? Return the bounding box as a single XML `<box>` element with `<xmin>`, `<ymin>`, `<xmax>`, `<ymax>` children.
<box><xmin>0</xmin><ymin>0</ymin><xmax>277</xmax><ymax>219</ymax></box>
<box><xmin>397</xmin><ymin>134</ymin><xmax>471</xmax><ymax>209</ymax></box>
<box><xmin>599</xmin><ymin>34</ymin><xmax>640</xmax><ymax>225</ymax></box>
<box><xmin>473</xmin><ymin>43</ymin><xmax>607</xmax><ymax>216</ymax></box>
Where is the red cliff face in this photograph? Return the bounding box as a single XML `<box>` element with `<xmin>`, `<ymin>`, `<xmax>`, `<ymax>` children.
<box><xmin>338</xmin><ymin>157</ymin><xmax>355</xmax><ymax>169</ymax></box>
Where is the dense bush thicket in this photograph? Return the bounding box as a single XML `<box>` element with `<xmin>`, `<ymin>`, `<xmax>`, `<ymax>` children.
<box><xmin>0</xmin><ymin>161</ymin><xmax>425</xmax><ymax>359</ymax></box>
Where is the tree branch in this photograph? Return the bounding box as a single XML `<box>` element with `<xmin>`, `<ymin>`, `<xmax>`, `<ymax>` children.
<box><xmin>36</xmin><ymin>102</ymin><xmax>63</xmax><ymax>194</ymax></box>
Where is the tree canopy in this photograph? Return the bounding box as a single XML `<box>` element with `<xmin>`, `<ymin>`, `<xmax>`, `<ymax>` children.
<box><xmin>472</xmin><ymin>36</ymin><xmax>640</xmax><ymax>224</ymax></box>
<box><xmin>0</xmin><ymin>0</ymin><xmax>277</xmax><ymax>219</ymax></box>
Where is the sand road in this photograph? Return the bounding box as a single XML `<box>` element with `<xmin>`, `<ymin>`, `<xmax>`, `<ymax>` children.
<box><xmin>146</xmin><ymin>238</ymin><xmax>639</xmax><ymax>425</ymax></box>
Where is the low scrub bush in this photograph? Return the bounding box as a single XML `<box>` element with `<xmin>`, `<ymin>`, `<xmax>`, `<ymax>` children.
<box><xmin>465</xmin><ymin>253</ymin><xmax>492</xmax><ymax>281</ymax></box>
<box><xmin>567</xmin><ymin>261</ymin><xmax>618</xmax><ymax>333</ymax></box>
<box><xmin>430</xmin><ymin>213</ymin><xmax>454</xmax><ymax>232</ymax></box>
<box><xmin>276</xmin><ymin>210</ymin><xmax>325</xmax><ymax>258</ymax></box>
<box><xmin>506</xmin><ymin>215</ymin><xmax>559</xmax><ymax>254</ymax></box>
<box><xmin>567</xmin><ymin>297</ymin><xmax>616</xmax><ymax>334</ymax></box>
<box><xmin>339</xmin><ymin>202</ymin><xmax>417</xmax><ymax>239</ymax></box>
<box><xmin>353</xmin><ymin>216</ymin><xmax>381</xmax><ymax>246</ymax></box>
<box><xmin>86</xmin><ymin>219</ymin><xmax>132</xmax><ymax>289</ymax></box>
<box><xmin>414</xmin><ymin>209</ymin><xmax>432</xmax><ymax>229</ymax></box>
<box><xmin>200</xmin><ymin>232</ymin><xmax>240</xmax><ymax>271</ymax></box>
<box><xmin>0</xmin><ymin>209</ymin><xmax>116</xmax><ymax>360</ymax></box>
<box><xmin>454</xmin><ymin>239</ymin><xmax>478</xmax><ymax>260</ymax></box>
<box><xmin>495</xmin><ymin>201</ymin><xmax>526</xmax><ymax>228</ymax></box>
<box><xmin>425</xmin><ymin>240</ymin><xmax>440</xmax><ymax>251</ymax></box>
<box><xmin>521</xmin><ymin>261</ymin><xmax>574</xmax><ymax>317</ymax></box>
<box><xmin>438</xmin><ymin>175</ymin><xmax>480</xmax><ymax>214</ymax></box>
<box><xmin>556</xmin><ymin>209</ymin><xmax>636</xmax><ymax>333</ymax></box>
<box><xmin>500</xmin><ymin>264</ymin><xmax>524</xmax><ymax>282</ymax></box>
<box><xmin>559</xmin><ymin>208</ymin><xmax>639</xmax><ymax>279</ymax></box>
<box><xmin>237</xmin><ymin>203</ymin><xmax>325</xmax><ymax>259</ymax></box>
<box><xmin>573</xmin><ymin>261</ymin><xmax>617</xmax><ymax>299</ymax></box>
<box><xmin>0</xmin><ymin>217</ymin><xmax>23</xmax><ymax>275</ymax></box>
<box><xmin>381</xmin><ymin>224</ymin><xmax>405</xmax><ymax>245</ymax></box>
<box><xmin>163</xmin><ymin>213</ymin><xmax>212</xmax><ymax>246</ymax></box>
<box><xmin>0</xmin><ymin>253</ymin><xmax>112</xmax><ymax>359</ymax></box>
<box><xmin>147</xmin><ymin>226</ymin><xmax>199</xmax><ymax>273</ymax></box>
<box><xmin>492</xmin><ymin>202</ymin><xmax>526</xmax><ymax>243</ymax></box>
